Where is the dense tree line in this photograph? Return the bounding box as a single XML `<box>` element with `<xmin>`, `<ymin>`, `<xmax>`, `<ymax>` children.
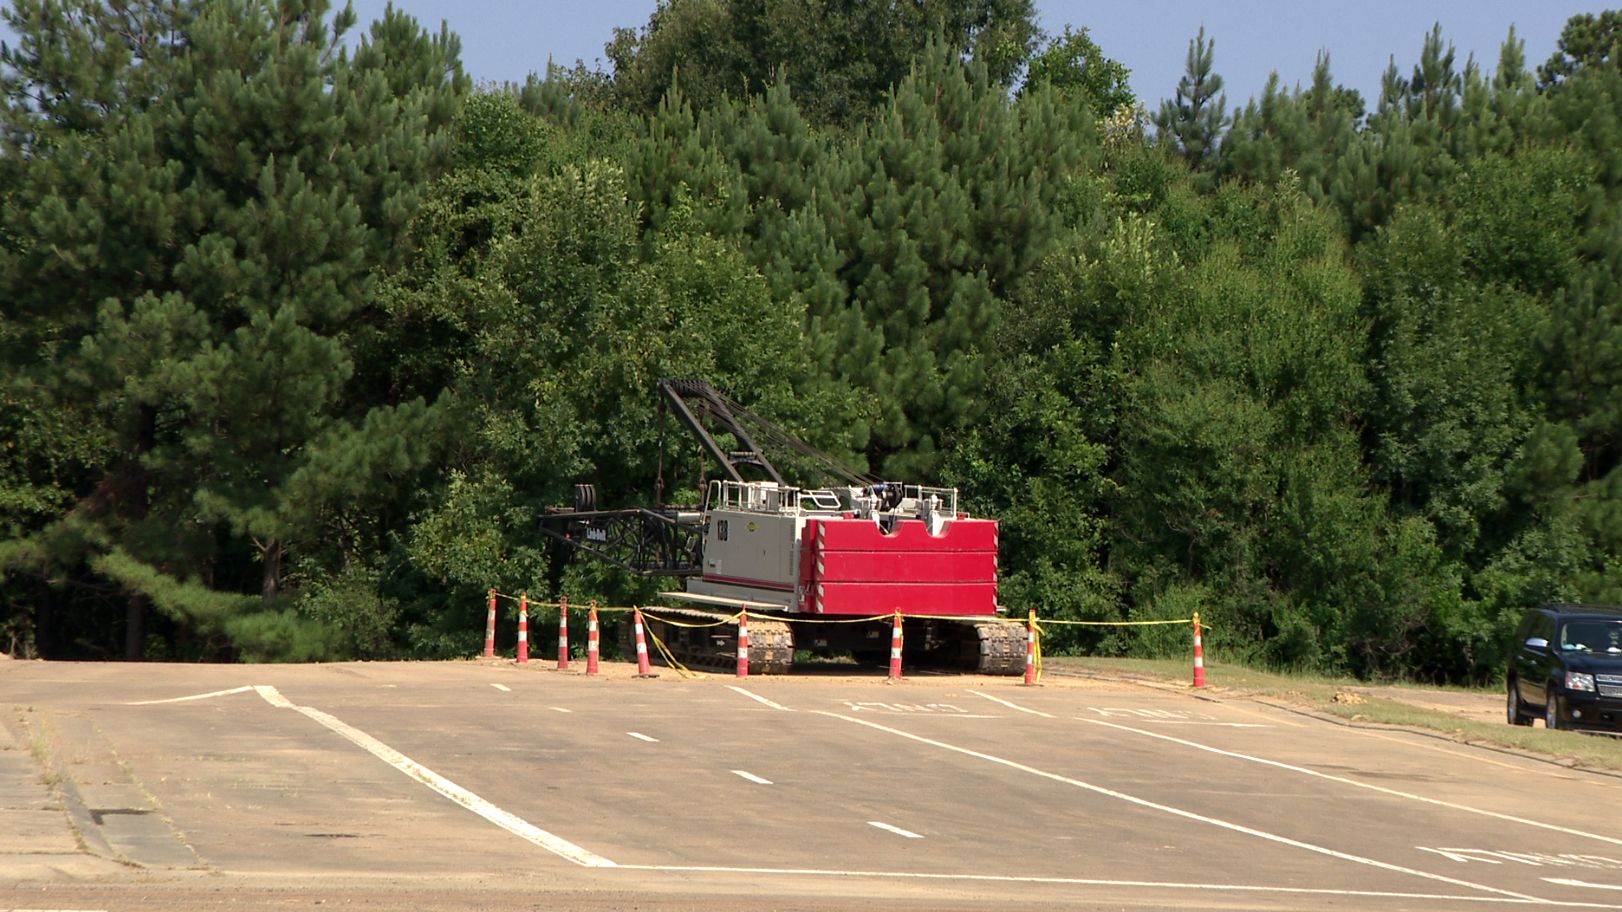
<box><xmin>3</xmin><ymin>0</ymin><xmax>1619</xmax><ymax>684</ymax></box>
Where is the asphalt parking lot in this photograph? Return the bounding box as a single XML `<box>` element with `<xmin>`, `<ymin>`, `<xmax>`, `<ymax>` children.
<box><xmin>4</xmin><ymin>658</ymin><xmax>1622</xmax><ymax>911</ymax></box>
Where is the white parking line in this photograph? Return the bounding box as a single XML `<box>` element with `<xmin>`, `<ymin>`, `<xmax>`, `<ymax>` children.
<box><xmin>1546</xmin><ymin>878</ymin><xmax>1622</xmax><ymax>892</ymax></box>
<box><xmin>731</xmin><ymin>770</ymin><xmax>773</xmax><ymax>785</ymax></box>
<box><xmin>551</xmin><ymin>707</ymin><xmax>572</xmax><ymax>713</ymax></box>
<box><xmin>970</xmin><ymin>690</ymin><xmax>1052</xmax><ymax>717</ymax></box>
<box><xmin>250</xmin><ymin>686</ymin><xmax>614</xmax><ymax>867</ymax></box>
<box><xmin>728</xmin><ymin>685</ymin><xmax>793</xmax><ymax>711</ymax></box>
<box><xmin>868</xmin><ymin>821</ymin><xmax>923</xmax><ymax>839</ymax></box>
<box><xmin>490</xmin><ymin>683</ymin><xmax>511</xmax><ymax>692</ymax></box>
<box><xmin>126</xmin><ymin>686</ymin><xmax>255</xmax><ymax>705</ymax></box>
<box><xmin>818</xmin><ymin>710</ymin><xmax>1543</xmax><ymax>902</ymax></box>
<box><xmin>627</xmin><ymin>732</ymin><xmax>658</xmax><ymax>742</ymax></box>
<box><xmin>1081</xmin><ymin>717</ymin><xmax>1622</xmax><ymax>848</ymax></box>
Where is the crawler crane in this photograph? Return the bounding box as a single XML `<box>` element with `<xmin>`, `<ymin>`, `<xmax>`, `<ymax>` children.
<box><xmin>540</xmin><ymin>380</ymin><xmax>1024</xmax><ymax>674</ymax></box>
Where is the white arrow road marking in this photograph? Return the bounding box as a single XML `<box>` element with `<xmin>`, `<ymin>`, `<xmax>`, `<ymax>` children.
<box><xmin>126</xmin><ymin>685</ymin><xmax>255</xmax><ymax>705</ymax></box>
<box><xmin>868</xmin><ymin>821</ymin><xmax>923</xmax><ymax>839</ymax></box>
<box><xmin>251</xmin><ymin>685</ymin><xmax>613</xmax><ymax>867</ymax></box>
<box><xmin>969</xmin><ymin>690</ymin><xmax>1051</xmax><ymax>717</ymax></box>
<box><xmin>1546</xmin><ymin>878</ymin><xmax>1622</xmax><ymax>892</ymax></box>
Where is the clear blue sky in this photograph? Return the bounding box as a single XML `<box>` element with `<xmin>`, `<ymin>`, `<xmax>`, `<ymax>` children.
<box><xmin>0</xmin><ymin>2</ymin><xmax>1611</xmax><ymax>109</ymax></box>
<box><xmin>340</xmin><ymin>0</ymin><xmax>1610</xmax><ymax>109</ymax></box>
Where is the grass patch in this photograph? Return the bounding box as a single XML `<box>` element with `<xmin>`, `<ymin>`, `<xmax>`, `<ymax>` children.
<box><xmin>1044</xmin><ymin>655</ymin><xmax>1622</xmax><ymax>773</ymax></box>
<box><xmin>19</xmin><ymin>712</ymin><xmax>62</xmax><ymax>789</ymax></box>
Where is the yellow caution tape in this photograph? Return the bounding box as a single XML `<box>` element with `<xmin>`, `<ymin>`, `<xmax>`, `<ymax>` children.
<box><xmin>1040</xmin><ymin>618</ymin><xmax>1203</xmax><ymax>627</ymax></box>
<box><xmin>489</xmin><ymin>590</ymin><xmax>1210</xmax><ymax>637</ymax></box>
<box><xmin>772</xmin><ymin>612</ymin><xmax>896</xmax><ymax>625</ymax></box>
<box><xmin>638</xmin><ymin>610</ymin><xmax>741</xmax><ymax>629</ymax></box>
<box><xmin>640</xmin><ymin>621</ymin><xmax>704</xmax><ymax>679</ymax></box>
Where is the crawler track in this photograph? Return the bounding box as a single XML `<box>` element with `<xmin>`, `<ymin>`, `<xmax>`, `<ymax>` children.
<box><xmin>627</xmin><ymin>606</ymin><xmax>795</xmax><ymax>674</ymax></box>
<box><xmin>621</xmin><ymin>608</ymin><xmax>1025</xmax><ymax>676</ymax></box>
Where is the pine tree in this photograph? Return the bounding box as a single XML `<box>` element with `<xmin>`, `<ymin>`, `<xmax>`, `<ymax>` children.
<box><xmin>1155</xmin><ymin>26</ymin><xmax>1228</xmax><ymax>169</ymax></box>
<box><xmin>0</xmin><ymin>0</ymin><xmax>468</xmax><ymax>659</ymax></box>
<box><xmin>757</xmin><ymin>41</ymin><xmax>1092</xmax><ymax>476</ymax></box>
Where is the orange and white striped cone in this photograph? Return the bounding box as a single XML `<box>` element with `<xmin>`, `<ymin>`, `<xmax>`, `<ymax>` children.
<box><xmin>586</xmin><ymin>602</ymin><xmax>600</xmax><ymax>676</ymax></box>
<box><xmin>1022</xmin><ymin>609</ymin><xmax>1038</xmax><ymax>686</ymax></box>
<box><xmin>736</xmin><ymin>609</ymin><xmax>750</xmax><ymax>678</ymax></box>
<box><xmin>483</xmin><ymin>588</ymin><xmax>497</xmax><ymax>658</ymax></box>
<box><xmin>556</xmin><ymin>594</ymin><xmax>570</xmax><ymax>671</ymax></box>
<box><xmin>633</xmin><ymin>608</ymin><xmax>653</xmax><ymax>677</ymax></box>
<box><xmin>517</xmin><ymin>591</ymin><xmax>529</xmax><ymax>665</ymax></box>
<box><xmin>888</xmin><ymin>611</ymin><xmax>904</xmax><ymax>680</ymax></box>
<box><xmin>1192</xmin><ymin>611</ymin><xmax>1206</xmax><ymax>689</ymax></box>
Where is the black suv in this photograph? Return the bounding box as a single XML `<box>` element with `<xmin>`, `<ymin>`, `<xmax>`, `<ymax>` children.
<box><xmin>1507</xmin><ymin>604</ymin><xmax>1622</xmax><ymax>732</ymax></box>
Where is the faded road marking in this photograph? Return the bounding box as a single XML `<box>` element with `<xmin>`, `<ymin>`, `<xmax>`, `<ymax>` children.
<box><xmin>731</xmin><ymin>769</ymin><xmax>773</xmax><ymax>785</ymax></box>
<box><xmin>251</xmin><ymin>685</ymin><xmax>613</xmax><ymax>868</ymax></box>
<box><xmin>1545</xmin><ymin>878</ymin><xmax>1622</xmax><ymax>892</ymax></box>
<box><xmin>627</xmin><ymin>731</ymin><xmax>658</xmax><ymax>742</ymax></box>
<box><xmin>727</xmin><ymin>686</ymin><xmax>792</xmax><ymax>711</ymax></box>
<box><xmin>970</xmin><ymin>691</ymin><xmax>1052</xmax><ymax>717</ymax></box>
<box><xmin>1423</xmin><ymin>848</ymin><xmax>1622</xmax><ymax>868</ymax></box>
<box><xmin>868</xmin><ymin>821</ymin><xmax>923</xmax><ymax>839</ymax></box>
<box><xmin>490</xmin><ymin>683</ymin><xmax>511</xmax><ymax>692</ymax></box>
<box><xmin>820</xmin><ymin>710</ymin><xmax>1543</xmax><ymax>903</ymax></box>
<box><xmin>126</xmin><ymin>685</ymin><xmax>255</xmax><ymax>705</ymax></box>
<box><xmin>1083</xmin><ymin>717</ymin><xmax>1622</xmax><ymax>849</ymax></box>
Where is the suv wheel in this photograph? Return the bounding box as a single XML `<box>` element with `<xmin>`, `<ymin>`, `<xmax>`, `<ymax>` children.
<box><xmin>1545</xmin><ymin>692</ymin><xmax>1561</xmax><ymax>731</ymax></box>
<box><xmin>1507</xmin><ymin>682</ymin><xmax>1532</xmax><ymax>726</ymax></box>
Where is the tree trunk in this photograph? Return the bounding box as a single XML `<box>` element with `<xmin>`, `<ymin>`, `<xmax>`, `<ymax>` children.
<box><xmin>122</xmin><ymin>404</ymin><xmax>158</xmax><ymax>661</ymax></box>
<box><xmin>261</xmin><ymin>538</ymin><xmax>283</xmax><ymax>601</ymax></box>
<box><xmin>124</xmin><ymin>593</ymin><xmax>148</xmax><ymax>660</ymax></box>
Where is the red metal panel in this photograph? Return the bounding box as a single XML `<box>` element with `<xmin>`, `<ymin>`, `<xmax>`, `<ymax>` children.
<box><xmin>812</xmin><ymin>517</ymin><xmax>998</xmax><ymax>552</ymax></box>
<box><xmin>812</xmin><ymin>582</ymin><xmax>999</xmax><ymax>616</ymax></box>
<box><xmin>798</xmin><ymin>516</ymin><xmax>999</xmax><ymax>616</ymax></box>
<box><xmin>811</xmin><ymin>551</ymin><xmax>996</xmax><ymax>583</ymax></box>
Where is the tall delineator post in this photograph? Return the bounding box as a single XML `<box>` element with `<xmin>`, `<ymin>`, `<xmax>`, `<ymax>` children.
<box><xmin>557</xmin><ymin>594</ymin><xmax>570</xmax><ymax>671</ymax></box>
<box><xmin>1192</xmin><ymin>611</ymin><xmax>1205</xmax><ymax>689</ymax></box>
<box><xmin>1022</xmin><ymin>609</ymin><xmax>1038</xmax><ymax>686</ymax></box>
<box><xmin>517</xmin><ymin>592</ymin><xmax>529</xmax><ymax>665</ymax></box>
<box><xmin>586</xmin><ymin>602</ymin><xmax>600</xmax><ymax>676</ymax></box>
<box><xmin>736</xmin><ymin>609</ymin><xmax>750</xmax><ymax>678</ymax></box>
<box><xmin>483</xmin><ymin>589</ymin><xmax>497</xmax><ymax>658</ymax></box>
<box><xmin>888</xmin><ymin>611</ymin><xmax>904</xmax><ymax>680</ymax></box>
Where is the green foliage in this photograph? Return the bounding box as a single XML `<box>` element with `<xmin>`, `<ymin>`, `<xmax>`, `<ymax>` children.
<box><xmin>605</xmin><ymin>0</ymin><xmax>1041</xmax><ymax>127</ymax></box>
<box><xmin>1022</xmin><ymin>26</ymin><xmax>1134</xmax><ymax>117</ymax></box>
<box><xmin>1154</xmin><ymin>26</ymin><xmax>1228</xmax><ymax>169</ymax></box>
<box><xmin>1539</xmin><ymin>10</ymin><xmax>1622</xmax><ymax>89</ymax></box>
<box><xmin>9</xmin><ymin>5</ymin><xmax>1622</xmax><ymax>686</ymax></box>
<box><xmin>1</xmin><ymin>0</ymin><xmax>467</xmax><ymax>659</ymax></box>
